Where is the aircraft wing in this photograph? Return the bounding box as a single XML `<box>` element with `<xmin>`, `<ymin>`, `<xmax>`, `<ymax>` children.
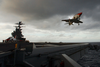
<box><xmin>78</xmin><ymin>20</ymin><xmax>83</xmax><ymax>23</ymax></box>
<box><xmin>62</xmin><ymin>19</ymin><xmax>75</xmax><ymax>22</ymax></box>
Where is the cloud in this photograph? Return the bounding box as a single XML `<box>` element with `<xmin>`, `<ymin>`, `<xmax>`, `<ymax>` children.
<box><xmin>0</xmin><ymin>0</ymin><xmax>100</xmax><ymax>42</ymax></box>
<box><xmin>1</xmin><ymin>0</ymin><xmax>100</xmax><ymax>20</ymax></box>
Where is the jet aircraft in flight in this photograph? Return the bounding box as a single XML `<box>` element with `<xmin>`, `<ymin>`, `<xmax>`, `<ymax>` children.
<box><xmin>62</xmin><ymin>12</ymin><xmax>83</xmax><ymax>25</ymax></box>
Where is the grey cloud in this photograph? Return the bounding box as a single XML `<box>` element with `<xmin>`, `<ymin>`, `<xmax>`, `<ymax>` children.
<box><xmin>1</xmin><ymin>0</ymin><xmax>100</xmax><ymax>32</ymax></box>
<box><xmin>72</xmin><ymin>20</ymin><xmax>100</xmax><ymax>31</ymax></box>
<box><xmin>1</xmin><ymin>0</ymin><xmax>100</xmax><ymax>20</ymax></box>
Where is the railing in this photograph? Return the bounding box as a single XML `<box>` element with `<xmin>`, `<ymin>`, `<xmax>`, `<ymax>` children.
<box><xmin>61</xmin><ymin>54</ymin><xmax>82</xmax><ymax>67</ymax></box>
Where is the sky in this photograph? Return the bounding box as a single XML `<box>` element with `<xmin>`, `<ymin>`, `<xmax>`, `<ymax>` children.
<box><xmin>0</xmin><ymin>0</ymin><xmax>100</xmax><ymax>42</ymax></box>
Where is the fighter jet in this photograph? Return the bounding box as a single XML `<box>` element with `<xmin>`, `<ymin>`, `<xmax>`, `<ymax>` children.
<box><xmin>62</xmin><ymin>12</ymin><xmax>83</xmax><ymax>25</ymax></box>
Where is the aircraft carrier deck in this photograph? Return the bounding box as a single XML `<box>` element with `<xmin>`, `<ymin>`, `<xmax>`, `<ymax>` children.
<box><xmin>0</xmin><ymin>42</ymin><xmax>90</xmax><ymax>67</ymax></box>
<box><xmin>0</xmin><ymin>21</ymin><xmax>97</xmax><ymax>67</ymax></box>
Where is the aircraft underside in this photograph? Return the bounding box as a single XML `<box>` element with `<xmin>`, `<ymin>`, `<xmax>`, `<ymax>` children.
<box><xmin>64</xmin><ymin>19</ymin><xmax>83</xmax><ymax>25</ymax></box>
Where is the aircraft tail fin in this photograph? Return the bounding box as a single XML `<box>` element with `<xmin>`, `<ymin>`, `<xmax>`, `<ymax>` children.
<box><xmin>77</xmin><ymin>12</ymin><xmax>82</xmax><ymax>16</ymax></box>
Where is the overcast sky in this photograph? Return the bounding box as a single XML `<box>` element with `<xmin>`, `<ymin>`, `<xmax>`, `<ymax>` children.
<box><xmin>0</xmin><ymin>0</ymin><xmax>100</xmax><ymax>42</ymax></box>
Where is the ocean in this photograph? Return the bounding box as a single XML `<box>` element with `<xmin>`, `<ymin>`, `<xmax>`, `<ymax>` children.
<box><xmin>77</xmin><ymin>42</ymin><xmax>100</xmax><ymax>67</ymax></box>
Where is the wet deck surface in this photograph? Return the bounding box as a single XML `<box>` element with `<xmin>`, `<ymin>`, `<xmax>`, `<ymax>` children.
<box><xmin>77</xmin><ymin>50</ymin><xmax>100</xmax><ymax>67</ymax></box>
